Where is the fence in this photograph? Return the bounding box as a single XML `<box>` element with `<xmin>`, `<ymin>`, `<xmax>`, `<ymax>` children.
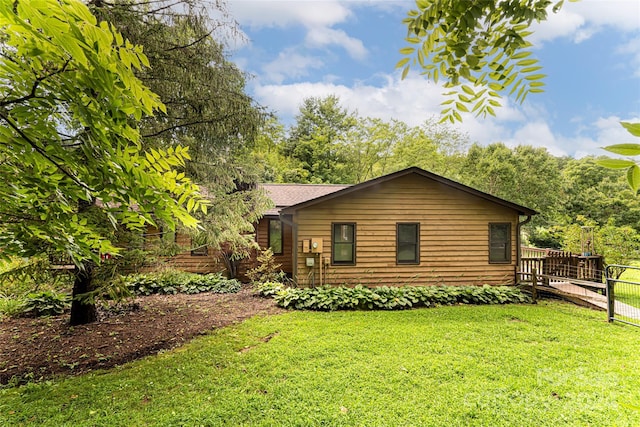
<box><xmin>519</xmin><ymin>247</ymin><xmax>604</xmax><ymax>285</ymax></box>
<box><xmin>606</xmin><ymin>265</ymin><xmax>640</xmax><ymax>327</ymax></box>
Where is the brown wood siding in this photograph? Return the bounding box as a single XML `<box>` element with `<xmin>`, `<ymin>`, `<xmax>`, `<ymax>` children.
<box><xmin>141</xmin><ymin>230</ymin><xmax>225</xmax><ymax>274</ymax></box>
<box><xmin>163</xmin><ymin>233</ymin><xmax>225</xmax><ymax>274</ymax></box>
<box><xmin>293</xmin><ymin>174</ymin><xmax>519</xmax><ymax>287</ymax></box>
<box><xmin>256</xmin><ymin>217</ymin><xmax>293</xmax><ymax>275</ymax></box>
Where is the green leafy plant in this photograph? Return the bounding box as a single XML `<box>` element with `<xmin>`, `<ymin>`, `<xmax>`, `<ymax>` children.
<box><xmin>257</xmin><ymin>283</ymin><xmax>530</xmax><ymax>311</ymax></box>
<box><xmin>597</xmin><ymin>122</ymin><xmax>640</xmax><ymax>192</ymax></box>
<box><xmin>397</xmin><ymin>0</ymin><xmax>568</xmax><ymax>122</ymax></box>
<box><xmin>125</xmin><ymin>270</ymin><xmax>241</xmax><ymax>296</ymax></box>
<box><xmin>0</xmin><ymin>257</ymin><xmax>72</xmax><ymax>298</ymax></box>
<box><xmin>0</xmin><ymin>296</ymin><xmax>26</xmax><ymax>319</ymax></box>
<box><xmin>246</xmin><ymin>249</ymin><xmax>286</xmax><ymax>284</ymax></box>
<box><xmin>21</xmin><ymin>291</ymin><xmax>71</xmax><ymax>317</ymax></box>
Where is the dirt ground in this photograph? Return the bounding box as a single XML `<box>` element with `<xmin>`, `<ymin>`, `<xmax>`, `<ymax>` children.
<box><xmin>0</xmin><ymin>287</ymin><xmax>285</xmax><ymax>385</ymax></box>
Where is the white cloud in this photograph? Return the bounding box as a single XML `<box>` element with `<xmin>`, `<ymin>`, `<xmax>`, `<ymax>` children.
<box><xmin>229</xmin><ymin>0</ymin><xmax>351</xmax><ymax>29</ymax></box>
<box><xmin>252</xmin><ymin>72</ymin><xmax>524</xmax><ymax>144</ymax></box>
<box><xmin>500</xmin><ymin>115</ymin><xmax>640</xmax><ymax>159</ymax></box>
<box><xmin>617</xmin><ymin>36</ymin><xmax>640</xmax><ymax>77</ymax></box>
<box><xmin>229</xmin><ymin>0</ymin><xmax>369</xmax><ymax>79</ymax></box>
<box><xmin>305</xmin><ymin>27</ymin><xmax>367</xmax><ymax>60</ymax></box>
<box><xmin>261</xmin><ymin>49</ymin><xmax>325</xmax><ymax>84</ymax></box>
<box><xmin>531</xmin><ymin>0</ymin><xmax>640</xmax><ymax>45</ymax></box>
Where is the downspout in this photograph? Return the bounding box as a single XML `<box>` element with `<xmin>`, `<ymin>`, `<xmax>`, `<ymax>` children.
<box><xmin>279</xmin><ymin>212</ymin><xmax>297</xmax><ymax>282</ymax></box>
<box><xmin>516</xmin><ymin>214</ymin><xmax>533</xmax><ymax>283</ymax></box>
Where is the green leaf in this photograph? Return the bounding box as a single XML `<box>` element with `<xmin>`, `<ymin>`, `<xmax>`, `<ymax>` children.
<box><xmin>525</xmin><ymin>74</ymin><xmax>546</xmax><ymax>81</ymax></box>
<box><xmin>461</xmin><ymin>85</ymin><xmax>475</xmax><ymax>95</ymax></box>
<box><xmin>600</xmin><ymin>144</ymin><xmax>640</xmax><ymax>156</ymax></box>
<box><xmin>401</xmin><ymin>65</ymin><xmax>410</xmax><ymax>79</ymax></box>
<box><xmin>399</xmin><ymin>47</ymin><xmax>415</xmax><ymax>55</ymax></box>
<box><xmin>516</xmin><ymin>59</ymin><xmax>538</xmax><ymax>67</ymax></box>
<box><xmin>621</xmin><ymin>122</ymin><xmax>640</xmax><ymax>138</ymax></box>
<box><xmin>511</xmin><ymin>51</ymin><xmax>532</xmax><ymax>60</ymax></box>
<box><xmin>628</xmin><ymin>165</ymin><xmax>640</xmax><ymax>192</ymax></box>
<box><xmin>596</xmin><ymin>158</ymin><xmax>636</xmax><ymax>169</ymax></box>
<box><xmin>395</xmin><ymin>57</ymin><xmax>410</xmax><ymax>69</ymax></box>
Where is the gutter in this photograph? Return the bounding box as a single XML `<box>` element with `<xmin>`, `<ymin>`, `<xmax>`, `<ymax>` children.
<box><xmin>516</xmin><ymin>214</ymin><xmax>533</xmax><ymax>282</ymax></box>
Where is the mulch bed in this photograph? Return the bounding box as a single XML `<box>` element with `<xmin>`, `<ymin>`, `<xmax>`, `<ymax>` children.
<box><xmin>0</xmin><ymin>287</ymin><xmax>285</xmax><ymax>385</ymax></box>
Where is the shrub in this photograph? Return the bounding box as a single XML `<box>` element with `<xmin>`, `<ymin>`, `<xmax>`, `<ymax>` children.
<box><xmin>0</xmin><ymin>256</ymin><xmax>72</xmax><ymax>298</ymax></box>
<box><xmin>21</xmin><ymin>291</ymin><xmax>71</xmax><ymax>317</ymax></box>
<box><xmin>257</xmin><ymin>283</ymin><xmax>531</xmax><ymax>311</ymax></box>
<box><xmin>125</xmin><ymin>270</ymin><xmax>241</xmax><ymax>296</ymax></box>
<box><xmin>0</xmin><ymin>296</ymin><xmax>27</xmax><ymax>319</ymax></box>
<box><xmin>246</xmin><ymin>249</ymin><xmax>286</xmax><ymax>284</ymax></box>
<box><xmin>255</xmin><ymin>281</ymin><xmax>287</xmax><ymax>297</ymax></box>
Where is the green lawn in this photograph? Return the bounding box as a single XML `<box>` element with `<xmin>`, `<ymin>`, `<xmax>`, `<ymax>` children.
<box><xmin>614</xmin><ymin>264</ymin><xmax>640</xmax><ymax>307</ymax></box>
<box><xmin>2</xmin><ymin>301</ymin><xmax>639</xmax><ymax>426</ymax></box>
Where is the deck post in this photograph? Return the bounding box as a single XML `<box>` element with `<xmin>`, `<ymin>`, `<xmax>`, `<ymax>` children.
<box><xmin>606</xmin><ymin>273</ymin><xmax>615</xmax><ymax>323</ymax></box>
<box><xmin>531</xmin><ymin>267</ymin><xmax>538</xmax><ymax>303</ymax></box>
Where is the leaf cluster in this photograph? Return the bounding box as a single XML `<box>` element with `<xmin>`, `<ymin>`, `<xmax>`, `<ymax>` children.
<box><xmin>256</xmin><ymin>282</ymin><xmax>531</xmax><ymax>311</ymax></box>
<box><xmin>125</xmin><ymin>270</ymin><xmax>241</xmax><ymax>296</ymax></box>
<box><xmin>397</xmin><ymin>0</ymin><xmax>573</xmax><ymax>122</ymax></box>
<box><xmin>0</xmin><ymin>0</ymin><xmax>206</xmax><ymax>265</ymax></box>
<box><xmin>598</xmin><ymin>122</ymin><xmax>640</xmax><ymax>191</ymax></box>
<box><xmin>21</xmin><ymin>291</ymin><xmax>71</xmax><ymax>317</ymax></box>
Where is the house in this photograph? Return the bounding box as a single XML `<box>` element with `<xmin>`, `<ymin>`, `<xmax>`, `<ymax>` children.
<box><xmin>256</xmin><ymin>167</ymin><xmax>537</xmax><ymax>287</ymax></box>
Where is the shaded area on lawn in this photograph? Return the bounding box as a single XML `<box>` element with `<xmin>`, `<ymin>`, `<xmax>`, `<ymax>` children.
<box><xmin>0</xmin><ymin>287</ymin><xmax>284</xmax><ymax>385</ymax></box>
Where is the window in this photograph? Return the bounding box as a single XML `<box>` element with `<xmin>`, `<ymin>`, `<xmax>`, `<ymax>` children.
<box><xmin>268</xmin><ymin>219</ymin><xmax>283</xmax><ymax>255</ymax></box>
<box><xmin>397</xmin><ymin>223</ymin><xmax>419</xmax><ymax>264</ymax></box>
<box><xmin>332</xmin><ymin>223</ymin><xmax>355</xmax><ymax>265</ymax></box>
<box><xmin>191</xmin><ymin>234</ymin><xmax>208</xmax><ymax>256</ymax></box>
<box><xmin>489</xmin><ymin>223</ymin><xmax>511</xmax><ymax>263</ymax></box>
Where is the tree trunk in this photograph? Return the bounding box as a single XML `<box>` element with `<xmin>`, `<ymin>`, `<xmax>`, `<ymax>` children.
<box><xmin>70</xmin><ymin>261</ymin><xmax>97</xmax><ymax>325</ymax></box>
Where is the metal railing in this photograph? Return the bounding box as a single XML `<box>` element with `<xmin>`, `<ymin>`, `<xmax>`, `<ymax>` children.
<box><xmin>606</xmin><ymin>265</ymin><xmax>640</xmax><ymax>327</ymax></box>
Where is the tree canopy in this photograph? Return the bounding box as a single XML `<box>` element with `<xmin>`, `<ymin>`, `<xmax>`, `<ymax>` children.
<box><xmin>90</xmin><ymin>0</ymin><xmax>270</xmax><ymax>252</ymax></box>
<box><xmin>398</xmin><ymin>0</ymin><xmax>567</xmax><ymax>122</ymax></box>
<box><xmin>0</xmin><ymin>0</ymin><xmax>206</xmax><ymax>265</ymax></box>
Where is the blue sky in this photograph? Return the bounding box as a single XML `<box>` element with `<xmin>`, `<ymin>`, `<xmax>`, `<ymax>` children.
<box><xmin>227</xmin><ymin>0</ymin><xmax>640</xmax><ymax>158</ymax></box>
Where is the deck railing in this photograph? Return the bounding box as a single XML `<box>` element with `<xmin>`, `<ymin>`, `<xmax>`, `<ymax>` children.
<box><xmin>519</xmin><ymin>247</ymin><xmax>604</xmax><ymax>285</ymax></box>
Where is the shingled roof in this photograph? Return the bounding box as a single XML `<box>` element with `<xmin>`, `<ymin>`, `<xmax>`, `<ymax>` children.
<box><xmin>259</xmin><ymin>183</ymin><xmax>350</xmax><ymax>216</ymax></box>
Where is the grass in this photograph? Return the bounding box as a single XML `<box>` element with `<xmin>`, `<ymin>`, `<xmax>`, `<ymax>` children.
<box><xmin>614</xmin><ymin>263</ymin><xmax>640</xmax><ymax>308</ymax></box>
<box><xmin>1</xmin><ymin>301</ymin><xmax>640</xmax><ymax>426</ymax></box>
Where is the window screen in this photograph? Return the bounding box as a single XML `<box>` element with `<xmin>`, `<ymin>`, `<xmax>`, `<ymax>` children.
<box><xmin>332</xmin><ymin>223</ymin><xmax>355</xmax><ymax>265</ymax></box>
<box><xmin>397</xmin><ymin>223</ymin><xmax>419</xmax><ymax>264</ymax></box>
<box><xmin>489</xmin><ymin>223</ymin><xmax>511</xmax><ymax>263</ymax></box>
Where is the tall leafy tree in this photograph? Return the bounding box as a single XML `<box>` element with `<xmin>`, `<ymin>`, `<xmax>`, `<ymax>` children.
<box><xmin>459</xmin><ymin>143</ymin><xmax>563</xmax><ymax>225</ymax></box>
<box><xmin>90</xmin><ymin>0</ymin><xmax>270</xmax><ymax>252</ymax></box>
<box><xmin>284</xmin><ymin>95</ymin><xmax>357</xmax><ymax>184</ymax></box>
<box><xmin>0</xmin><ymin>0</ymin><xmax>205</xmax><ymax>324</ymax></box>
<box><xmin>342</xmin><ymin>118</ymin><xmax>402</xmax><ymax>183</ymax></box>
<box><xmin>561</xmin><ymin>157</ymin><xmax>640</xmax><ymax>230</ymax></box>
<box><xmin>252</xmin><ymin>117</ymin><xmax>309</xmax><ymax>183</ymax></box>
<box><xmin>387</xmin><ymin>118</ymin><xmax>469</xmax><ymax>180</ymax></box>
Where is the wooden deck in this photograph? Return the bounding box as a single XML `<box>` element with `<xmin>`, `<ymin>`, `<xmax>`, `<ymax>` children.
<box><xmin>534</xmin><ymin>281</ymin><xmax>640</xmax><ymax>321</ymax></box>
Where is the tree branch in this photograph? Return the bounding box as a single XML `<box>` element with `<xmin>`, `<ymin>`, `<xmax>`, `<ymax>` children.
<box><xmin>0</xmin><ymin>111</ymin><xmax>95</xmax><ymax>192</ymax></box>
<box><xmin>141</xmin><ymin>114</ymin><xmax>237</xmax><ymax>138</ymax></box>
<box><xmin>165</xmin><ymin>30</ymin><xmax>212</xmax><ymax>52</ymax></box>
<box><xmin>0</xmin><ymin>59</ymin><xmax>71</xmax><ymax>107</ymax></box>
